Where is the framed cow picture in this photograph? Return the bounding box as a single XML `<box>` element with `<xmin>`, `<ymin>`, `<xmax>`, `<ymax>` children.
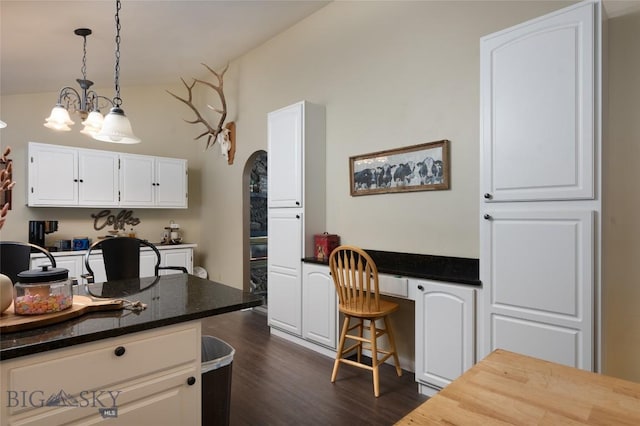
<box><xmin>349</xmin><ymin>139</ymin><xmax>450</xmax><ymax>196</ymax></box>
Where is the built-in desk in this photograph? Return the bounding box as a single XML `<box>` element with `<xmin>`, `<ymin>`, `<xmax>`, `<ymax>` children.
<box><xmin>296</xmin><ymin>251</ymin><xmax>480</xmax><ymax>396</ymax></box>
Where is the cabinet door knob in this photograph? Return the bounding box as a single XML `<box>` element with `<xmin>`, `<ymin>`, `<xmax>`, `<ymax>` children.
<box><xmin>295</xmin><ymin>201</ymin><xmax>300</xmax><ymax>206</ymax></box>
<box><xmin>417</xmin><ymin>285</ymin><xmax>424</xmax><ymax>291</ymax></box>
<box><xmin>484</xmin><ymin>214</ymin><xmax>492</xmax><ymax>220</ymax></box>
<box><xmin>296</xmin><ymin>215</ymin><xmax>300</xmax><ymax>219</ymax></box>
<box><xmin>73</xmin><ymin>179</ymin><xmax>78</xmax><ymax>182</ymax></box>
<box><xmin>79</xmin><ymin>179</ymin><xmax>84</xmax><ymax>183</ymax></box>
<box><xmin>114</xmin><ymin>346</ymin><xmax>126</xmax><ymax>357</ymax></box>
<box><xmin>187</xmin><ymin>376</ymin><xmax>196</xmax><ymax>386</ymax></box>
<box><xmin>483</xmin><ymin>193</ymin><xmax>492</xmax><ymax>200</ymax></box>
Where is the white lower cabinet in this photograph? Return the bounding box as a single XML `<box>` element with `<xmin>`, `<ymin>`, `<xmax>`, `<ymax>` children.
<box><xmin>0</xmin><ymin>321</ymin><xmax>201</xmax><ymax>425</ymax></box>
<box><xmin>31</xmin><ymin>246</ymin><xmax>194</xmax><ymax>285</ymax></box>
<box><xmin>30</xmin><ymin>255</ymin><xmax>83</xmax><ymax>282</ymax></box>
<box><xmin>411</xmin><ymin>279</ymin><xmax>476</xmax><ymax>397</ymax></box>
<box><xmin>302</xmin><ymin>262</ymin><xmax>336</xmax><ymax>349</ymax></box>
<box><xmin>267</xmin><ymin>210</ymin><xmax>303</xmax><ymax>336</ymax></box>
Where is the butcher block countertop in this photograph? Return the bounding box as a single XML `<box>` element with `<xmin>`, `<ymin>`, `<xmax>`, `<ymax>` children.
<box><xmin>396</xmin><ymin>349</ymin><xmax>640</xmax><ymax>425</ymax></box>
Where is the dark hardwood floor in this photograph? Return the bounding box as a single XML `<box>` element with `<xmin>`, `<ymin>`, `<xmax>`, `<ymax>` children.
<box><xmin>201</xmin><ymin>309</ymin><xmax>428</xmax><ymax>426</ymax></box>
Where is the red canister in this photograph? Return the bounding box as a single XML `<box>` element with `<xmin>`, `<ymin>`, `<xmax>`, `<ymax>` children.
<box><xmin>314</xmin><ymin>233</ymin><xmax>340</xmax><ymax>261</ymax></box>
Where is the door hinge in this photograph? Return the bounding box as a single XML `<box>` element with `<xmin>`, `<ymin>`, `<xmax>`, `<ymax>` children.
<box><xmin>118</xmin><ymin>191</ymin><xmax>121</xmax><ymax>202</ymax></box>
<box><xmin>31</xmin><ymin>187</ymin><xmax>34</xmax><ymax>193</ymax></box>
<box><xmin>30</xmin><ymin>156</ymin><xmax>34</xmax><ymax>163</ymax></box>
<box><xmin>118</xmin><ymin>158</ymin><xmax>121</xmax><ymax>169</ymax></box>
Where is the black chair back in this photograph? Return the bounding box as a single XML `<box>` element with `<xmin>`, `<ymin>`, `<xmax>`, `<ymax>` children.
<box><xmin>83</xmin><ymin>237</ymin><xmax>187</xmax><ymax>284</ymax></box>
<box><xmin>0</xmin><ymin>241</ymin><xmax>57</xmax><ymax>284</ymax></box>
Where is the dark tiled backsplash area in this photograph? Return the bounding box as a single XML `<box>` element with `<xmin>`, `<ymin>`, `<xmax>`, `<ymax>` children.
<box><xmin>303</xmin><ymin>249</ymin><xmax>480</xmax><ymax>286</ymax></box>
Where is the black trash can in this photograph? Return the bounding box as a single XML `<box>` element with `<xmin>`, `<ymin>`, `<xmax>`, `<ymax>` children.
<box><xmin>201</xmin><ymin>336</ymin><xmax>235</xmax><ymax>426</ymax></box>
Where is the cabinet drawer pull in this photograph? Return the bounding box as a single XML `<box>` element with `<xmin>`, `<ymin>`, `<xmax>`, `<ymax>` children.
<box><xmin>483</xmin><ymin>193</ymin><xmax>492</xmax><ymax>199</ymax></box>
<box><xmin>114</xmin><ymin>346</ymin><xmax>126</xmax><ymax>357</ymax></box>
<box><xmin>187</xmin><ymin>376</ymin><xmax>196</xmax><ymax>386</ymax></box>
<box><xmin>417</xmin><ymin>285</ymin><xmax>424</xmax><ymax>291</ymax></box>
<box><xmin>295</xmin><ymin>201</ymin><xmax>300</xmax><ymax>206</ymax></box>
<box><xmin>484</xmin><ymin>214</ymin><xmax>492</xmax><ymax>220</ymax></box>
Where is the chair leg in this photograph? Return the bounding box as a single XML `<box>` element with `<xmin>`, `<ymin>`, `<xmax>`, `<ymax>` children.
<box><xmin>356</xmin><ymin>318</ymin><xmax>364</xmax><ymax>363</ymax></box>
<box><xmin>370</xmin><ymin>318</ymin><xmax>380</xmax><ymax>397</ymax></box>
<box><xmin>332</xmin><ymin>315</ymin><xmax>350</xmax><ymax>383</ymax></box>
<box><xmin>384</xmin><ymin>316</ymin><xmax>402</xmax><ymax>377</ymax></box>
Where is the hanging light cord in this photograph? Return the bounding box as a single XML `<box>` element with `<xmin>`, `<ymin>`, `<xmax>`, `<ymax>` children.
<box><xmin>81</xmin><ymin>33</ymin><xmax>88</xmax><ymax>81</ymax></box>
<box><xmin>113</xmin><ymin>0</ymin><xmax>122</xmax><ymax>108</ymax></box>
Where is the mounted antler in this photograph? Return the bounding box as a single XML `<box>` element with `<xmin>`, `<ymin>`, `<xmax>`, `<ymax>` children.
<box><xmin>167</xmin><ymin>63</ymin><xmax>231</xmax><ymax>151</ymax></box>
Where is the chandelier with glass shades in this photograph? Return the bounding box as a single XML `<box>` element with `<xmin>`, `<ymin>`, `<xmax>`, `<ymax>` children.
<box><xmin>44</xmin><ymin>0</ymin><xmax>140</xmax><ymax>144</ymax></box>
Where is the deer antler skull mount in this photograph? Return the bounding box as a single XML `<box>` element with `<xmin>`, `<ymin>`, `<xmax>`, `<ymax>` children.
<box><xmin>167</xmin><ymin>63</ymin><xmax>236</xmax><ymax>164</ymax></box>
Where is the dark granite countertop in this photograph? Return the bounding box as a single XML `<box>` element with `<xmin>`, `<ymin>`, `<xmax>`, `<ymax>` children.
<box><xmin>303</xmin><ymin>249</ymin><xmax>480</xmax><ymax>286</ymax></box>
<box><xmin>0</xmin><ymin>274</ymin><xmax>263</xmax><ymax>360</ymax></box>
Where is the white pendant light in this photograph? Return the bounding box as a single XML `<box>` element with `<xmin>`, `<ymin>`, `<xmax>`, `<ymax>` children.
<box><xmin>93</xmin><ymin>0</ymin><xmax>140</xmax><ymax>144</ymax></box>
<box><xmin>0</xmin><ymin>120</ymin><xmax>7</xmax><ymax>129</ymax></box>
<box><xmin>44</xmin><ymin>104</ymin><xmax>75</xmax><ymax>131</ymax></box>
<box><xmin>80</xmin><ymin>110</ymin><xmax>105</xmax><ymax>136</ymax></box>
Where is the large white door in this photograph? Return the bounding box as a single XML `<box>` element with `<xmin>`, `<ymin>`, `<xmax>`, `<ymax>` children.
<box><xmin>267</xmin><ymin>210</ymin><xmax>303</xmax><ymax>335</ymax></box>
<box><xmin>267</xmin><ymin>102</ymin><xmax>303</xmax><ymax>208</ymax></box>
<box><xmin>78</xmin><ymin>149</ymin><xmax>119</xmax><ymax>206</ymax></box>
<box><xmin>480</xmin><ymin>2</ymin><xmax>596</xmax><ymax>202</ymax></box>
<box><xmin>480</xmin><ymin>209</ymin><xmax>594</xmax><ymax>369</ymax></box>
<box><xmin>28</xmin><ymin>143</ymin><xmax>78</xmax><ymax>206</ymax></box>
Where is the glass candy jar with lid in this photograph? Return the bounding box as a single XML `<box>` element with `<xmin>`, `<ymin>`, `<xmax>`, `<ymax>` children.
<box><xmin>14</xmin><ymin>265</ymin><xmax>72</xmax><ymax>315</ymax></box>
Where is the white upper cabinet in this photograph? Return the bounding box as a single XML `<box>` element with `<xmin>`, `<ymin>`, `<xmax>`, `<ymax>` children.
<box><xmin>119</xmin><ymin>154</ymin><xmax>188</xmax><ymax>208</ymax></box>
<box><xmin>28</xmin><ymin>142</ymin><xmax>188</xmax><ymax>209</ymax></box>
<box><xmin>268</xmin><ymin>102</ymin><xmax>304</xmax><ymax>208</ymax></box>
<box><xmin>480</xmin><ymin>2</ymin><xmax>596</xmax><ymax>202</ymax></box>
<box><xmin>28</xmin><ymin>142</ymin><xmax>118</xmax><ymax>207</ymax></box>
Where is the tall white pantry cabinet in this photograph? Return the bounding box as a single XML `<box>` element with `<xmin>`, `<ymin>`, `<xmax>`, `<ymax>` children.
<box><xmin>267</xmin><ymin>101</ymin><xmax>326</xmax><ymax>337</ymax></box>
<box><xmin>479</xmin><ymin>0</ymin><xmax>603</xmax><ymax>371</ymax></box>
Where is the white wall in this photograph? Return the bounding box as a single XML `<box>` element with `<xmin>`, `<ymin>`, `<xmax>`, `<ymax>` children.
<box><xmin>603</xmin><ymin>10</ymin><xmax>640</xmax><ymax>382</ymax></box>
<box><xmin>0</xmin><ymin>84</ymin><xmax>205</xmax><ymax>258</ymax></box>
<box><xmin>198</xmin><ymin>0</ymin><xmax>573</xmax><ymax>285</ymax></box>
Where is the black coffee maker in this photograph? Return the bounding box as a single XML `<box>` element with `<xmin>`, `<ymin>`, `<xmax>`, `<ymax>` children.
<box><xmin>28</xmin><ymin>220</ymin><xmax>58</xmax><ymax>250</ymax></box>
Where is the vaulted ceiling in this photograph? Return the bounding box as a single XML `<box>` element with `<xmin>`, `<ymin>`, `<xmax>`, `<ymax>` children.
<box><xmin>0</xmin><ymin>0</ymin><xmax>330</xmax><ymax>96</ymax></box>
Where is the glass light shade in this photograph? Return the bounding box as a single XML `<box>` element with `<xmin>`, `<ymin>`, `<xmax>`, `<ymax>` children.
<box><xmin>0</xmin><ymin>120</ymin><xmax>6</xmax><ymax>128</ymax></box>
<box><xmin>80</xmin><ymin>110</ymin><xmax>104</xmax><ymax>136</ymax></box>
<box><xmin>93</xmin><ymin>107</ymin><xmax>140</xmax><ymax>144</ymax></box>
<box><xmin>44</xmin><ymin>105</ymin><xmax>74</xmax><ymax>131</ymax></box>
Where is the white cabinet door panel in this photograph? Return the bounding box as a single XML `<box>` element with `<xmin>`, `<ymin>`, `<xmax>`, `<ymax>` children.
<box><xmin>268</xmin><ymin>103</ymin><xmax>303</xmax><ymax>208</ymax></box>
<box><xmin>156</xmin><ymin>158</ymin><xmax>187</xmax><ymax>207</ymax></box>
<box><xmin>119</xmin><ymin>154</ymin><xmax>155</xmax><ymax>206</ymax></box>
<box><xmin>302</xmin><ymin>263</ymin><xmax>336</xmax><ymax>348</ymax></box>
<box><xmin>414</xmin><ymin>280</ymin><xmax>475</xmax><ymax>391</ymax></box>
<box><xmin>28</xmin><ymin>143</ymin><xmax>78</xmax><ymax>206</ymax></box>
<box><xmin>78</xmin><ymin>150</ymin><xmax>119</xmax><ymax>206</ymax></box>
<box><xmin>267</xmin><ymin>210</ymin><xmax>303</xmax><ymax>335</ymax></box>
<box><xmin>480</xmin><ymin>2</ymin><xmax>595</xmax><ymax>201</ymax></box>
<box><xmin>162</xmin><ymin>248</ymin><xmax>193</xmax><ymax>274</ymax></box>
<box><xmin>481</xmin><ymin>209</ymin><xmax>594</xmax><ymax>369</ymax></box>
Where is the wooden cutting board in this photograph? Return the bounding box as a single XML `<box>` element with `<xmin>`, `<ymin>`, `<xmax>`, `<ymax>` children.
<box><xmin>0</xmin><ymin>295</ymin><xmax>124</xmax><ymax>333</ymax></box>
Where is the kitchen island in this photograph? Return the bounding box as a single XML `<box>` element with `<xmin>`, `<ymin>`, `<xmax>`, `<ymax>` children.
<box><xmin>1</xmin><ymin>274</ymin><xmax>263</xmax><ymax>425</ymax></box>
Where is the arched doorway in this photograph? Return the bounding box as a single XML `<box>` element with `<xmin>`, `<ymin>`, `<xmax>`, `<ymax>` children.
<box><xmin>243</xmin><ymin>150</ymin><xmax>268</xmax><ymax>309</ymax></box>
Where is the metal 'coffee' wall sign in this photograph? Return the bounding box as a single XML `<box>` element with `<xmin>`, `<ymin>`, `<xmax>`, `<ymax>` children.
<box><xmin>92</xmin><ymin>210</ymin><xmax>140</xmax><ymax>231</ymax></box>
